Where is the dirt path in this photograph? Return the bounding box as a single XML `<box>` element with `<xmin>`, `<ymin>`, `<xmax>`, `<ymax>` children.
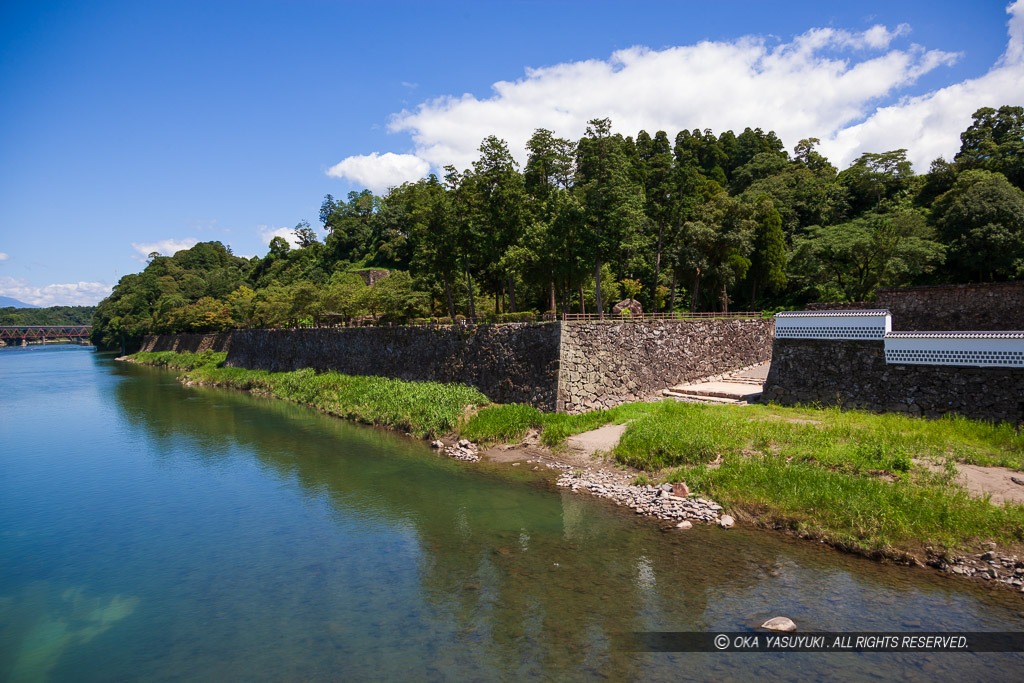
<box><xmin>564</xmin><ymin>422</ymin><xmax>628</xmax><ymax>457</ymax></box>
<box><xmin>918</xmin><ymin>460</ymin><xmax>1024</xmax><ymax>505</ymax></box>
<box><xmin>479</xmin><ymin>423</ymin><xmax>636</xmax><ymax>481</ymax></box>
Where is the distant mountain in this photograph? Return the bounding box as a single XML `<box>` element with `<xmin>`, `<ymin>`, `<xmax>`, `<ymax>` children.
<box><xmin>0</xmin><ymin>296</ymin><xmax>38</xmax><ymax>308</ymax></box>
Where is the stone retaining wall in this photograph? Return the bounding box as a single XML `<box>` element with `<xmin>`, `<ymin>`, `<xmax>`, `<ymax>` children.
<box><xmin>805</xmin><ymin>281</ymin><xmax>1024</xmax><ymax>331</ymax></box>
<box><xmin>557</xmin><ymin>319</ymin><xmax>775</xmax><ymax>413</ymax></box>
<box><xmin>140</xmin><ymin>320</ymin><xmax>776</xmax><ymax>414</ymax></box>
<box><xmin>762</xmin><ymin>339</ymin><xmax>1024</xmax><ymax>424</ymax></box>
<box><xmin>877</xmin><ymin>282</ymin><xmax>1024</xmax><ymax>331</ymax></box>
<box><xmin>226</xmin><ymin>324</ymin><xmax>562</xmax><ymax>411</ymax></box>
<box><xmin>139</xmin><ymin>332</ymin><xmax>233</xmax><ymax>354</ymax></box>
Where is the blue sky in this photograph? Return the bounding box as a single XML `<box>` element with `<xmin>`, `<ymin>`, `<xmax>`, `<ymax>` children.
<box><xmin>1</xmin><ymin>0</ymin><xmax>1021</xmax><ymax>306</ymax></box>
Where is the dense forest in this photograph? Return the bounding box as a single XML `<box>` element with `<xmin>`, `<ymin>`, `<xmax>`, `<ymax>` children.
<box><xmin>1</xmin><ymin>306</ymin><xmax>96</xmax><ymax>326</ymax></box>
<box><xmin>92</xmin><ymin>106</ymin><xmax>1024</xmax><ymax>350</ymax></box>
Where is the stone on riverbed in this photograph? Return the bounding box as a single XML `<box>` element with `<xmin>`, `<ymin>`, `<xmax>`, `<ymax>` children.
<box><xmin>719</xmin><ymin>515</ymin><xmax>735</xmax><ymax>529</ymax></box>
<box><xmin>761</xmin><ymin>616</ymin><xmax>797</xmax><ymax>632</ymax></box>
<box><xmin>676</xmin><ymin>520</ymin><xmax>693</xmax><ymax>530</ymax></box>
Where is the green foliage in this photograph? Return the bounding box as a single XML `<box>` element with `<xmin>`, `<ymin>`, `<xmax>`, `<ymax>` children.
<box><xmin>931</xmin><ymin>169</ymin><xmax>1024</xmax><ymax>281</ymax></box>
<box><xmin>955</xmin><ymin>105</ymin><xmax>1024</xmax><ymax>190</ymax></box>
<box><xmin>93</xmin><ymin>106</ymin><xmax>1024</xmax><ymax>345</ymax></box>
<box><xmin>0</xmin><ymin>306</ymin><xmax>95</xmax><ymax>326</ymax></box>
<box><xmin>129</xmin><ymin>352</ymin><xmax>490</xmax><ymax>438</ymax></box>
<box><xmin>792</xmin><ymin>211</ymin><xmax>945</xmax><ymax>301</ymax></box>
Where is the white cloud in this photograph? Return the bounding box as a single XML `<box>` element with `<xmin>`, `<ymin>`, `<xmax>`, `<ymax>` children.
<box><xmin>130</xmin><ymin>238</ymin><xmax>199</xmax><ymax>261</ymax></box>
<box><xmin>326</xmin><ymin>152</ymin><xmax>431</xmax><ymax>193</ymax></box>
<box><xmin>327</xmin><ymin>4</ymin><xmax>1024</xmax><ymax>183</ymax></box>
<box><xmin>0</xmin><ymin>276</ymin><xmax>111</xmax><ymax>306</ymax></box>
<box><xmin>823</xmin><ymin>0</ymin><xmax>1024</xmax><ymax>169</ymax></box>
<box><xmin>258</xmin><ymin>225</ymin><xmax>301</xmax><ymax>249</ymax></box>
<box><xmin>0</xmin><ymin>252</ymin><xmax>9</xmax><ymax>261</ymax></box>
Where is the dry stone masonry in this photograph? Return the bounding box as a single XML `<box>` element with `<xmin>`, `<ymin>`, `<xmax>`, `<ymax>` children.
<box><xmin>807</xmin><ymin>281</ymin><xmax>1024</xmax><ymax>331</ymax></box>
<box><xmin>139</xmin><ymin>332</ymin><xmax>232</xmax><ymax>354</ymax></box>
<box><xmin>557</xmin><ymin>319</ymin><xmax>774</xmax><ymax>413</ymax></box>
<box><xmin>763</xmin><ymin>308</ymin><xmax>1024</xmax><ymax>425</ymax></box>
<box><xmin>227</xmin><ymin>324</ymin><xmax>562</xmax><ymax>411</ymax></box>
<box><xmin>140</xmin><ymin>318</ymin><xmax>775</xmax><ymax>414</ymax></box>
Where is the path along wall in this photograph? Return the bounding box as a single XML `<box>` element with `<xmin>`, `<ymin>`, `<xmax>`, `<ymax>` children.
<box><xmin>140</xmin><ymin>319</ymin><xmax>775</xmax><ymax>414</ymax></box>
<box><xmin>557</xmin><ymin>319</ymin><xmax>774</xmax><ymax>413</ymax></box>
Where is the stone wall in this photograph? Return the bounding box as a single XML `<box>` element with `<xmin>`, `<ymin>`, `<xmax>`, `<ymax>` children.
<box><xmin>139</xmin><ymin>332</ymin><xmax>233</xmax><ymax>354</ymax></box>
<box><xmin>805</xmin><ymin>301</ymin><xmax>873</xmax><ymax>311</ymax></box>
<box><xmin>804</xmin><ymin>281</ymin><xmax>1024</xmax><ymax>330</ymax></box>
<box><xmin>762</xmin><ymin>339</ymin><xmax>1024</xmax><ymax>424</ymax></box>
<box><xmin>557</xmin><ymin>319</ymin><xmax>775</xmax><ymax>413</ymax></box>
<box><xmin>140</xmin><ymin>320</ymin><xmax>776</xmax><ymax>414</ymax></box>
<box><xmin>226</xmin><ymin>323</ymin><xmax>562</xmax><ymax>411</ymax></box>
<box><xmin>877</xmin><ymin>282</ymin><xmax>1024</xmax><ymax>331</ymax></box>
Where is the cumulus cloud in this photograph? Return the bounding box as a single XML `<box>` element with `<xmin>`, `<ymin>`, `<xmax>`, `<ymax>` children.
<box><xmin>327</xmin><ymin>3</ymin><xmax>1024</xmax><ymax>182</ymax></box>
<box><xmin>0</xmin><ymin>276</ymin><xmax>112</xmax><ymax>306</ymax></box>
<box><xmin>130</xmin><ymin>238</ymin><xmax>199</xmax><ymax>261</ymax></box>
<box><xmin>258</xmin><ymin>225</ymin><xmax>301</xmax><ymax>249</ymax></box>
<box><xmin>823</xmin><ymin>0</ymin><xmax>1024</xmax><ymax>169</ymax></box>
<box><xmin>326</xmin><ymin>152</ymin><xmax>431</xmax><ymax>193</ymax></box>
<box><xmin>0</xmin><ymin>252</ymin><xmax>9</xmax><ymax>261</ymax></box>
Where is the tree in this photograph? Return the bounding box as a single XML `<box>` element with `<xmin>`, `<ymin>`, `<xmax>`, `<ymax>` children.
<box><xmin>792</xmin><ymin>212</ymin><xmax>945</xmax><ymax>300</ymax></box>
<box><xmin>838</xmin><ymin>149</ymin><xmax>915</xmax><ymax>213</ymax></box>
<box><xmin>955</xmin><ymin>105</ymin><xmax>1024</xmax><ymax>189</ymax></box>
<box><xmin>576</xmin><ymin>118</ymin><xmax>645</xmax><ymax>318</ymax></box>
<box><xmin>524</xmin><ymin>128</ymin><xmax>574</xmax><ymax>201</ymax></box>
<box><xmin>320</xmin><ymin>190</ymin><xmax>379</xmax><ymax>263</ymax></box>
<box><xmin>472</xmin><ymin>135</ymin><xmax>526</xmax><ymax>312</ymax></box>
<box><xmin>931</xmin><ymin>169</ymin><xmax>1024</xmax><ymax>281</ymax></box>
<box><xmin>680</xmin><ymin>192</ymin><xmax>754</xmax><ymax>312</ymax></box>
<box><xmin>793</xmin><ymin>138</ymin><xmax>837</xmax><ymax>178</ymax></box>
<box><xmin>748</xmin><ymin>195</ymin><xmax>787</xmax><ymax>307</ymax></box>
<box><xmin>293</xmin><ymin>220</ymin><xmax>319</xmax><ymax>248</ymax></box>
<box><xmin>268</xmin><ymin>236</ymin><xmax>291</xmax><ymax>258</ymax></box>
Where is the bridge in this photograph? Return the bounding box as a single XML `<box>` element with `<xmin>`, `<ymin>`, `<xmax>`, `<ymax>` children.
<box><xmin>0</xmin><ymin>325</ymin><xmax>92</xmax><ymax>345</ymax></box>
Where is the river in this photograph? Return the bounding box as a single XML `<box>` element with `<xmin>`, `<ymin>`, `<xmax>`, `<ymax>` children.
<box><xmin>2</xmin><ymin>345</ymin><xmax>1023</xmax><ymax>680</ymax></box>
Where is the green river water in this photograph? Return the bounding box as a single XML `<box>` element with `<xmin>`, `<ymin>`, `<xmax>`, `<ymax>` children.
<box><xmin>1</xmin><ymin>345</ymin><xmax>1023</xmax><ymax>681</ymax></box>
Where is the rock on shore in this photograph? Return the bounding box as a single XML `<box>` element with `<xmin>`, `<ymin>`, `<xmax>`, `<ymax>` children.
<box><xmin>555</xmin><ymin>470</ymin><xmax>725</xmax><ymax>524</ymax></box>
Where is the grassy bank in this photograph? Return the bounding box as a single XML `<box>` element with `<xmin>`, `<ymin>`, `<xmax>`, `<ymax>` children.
<box><xmin>463</xmin><ymin>399</ymin><xmax>1024</xmax><ymax>557</ymax></box>
<box><xmin>127</xmin><ymin>351</ymin><xmax>489</xmax><ymax>438</ymax></box>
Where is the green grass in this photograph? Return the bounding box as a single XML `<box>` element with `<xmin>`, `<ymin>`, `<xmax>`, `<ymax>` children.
<box><xmin>126</xmin><ymin>351</ymin><xmax>489</xmax><ymax>438</ymax></box>
<box><xmin>676</xmin><ymin>457</ymin><xmax>1024</xmax><ymax>555</ymax></box>
<box><xmin>459</xmin><ymin>404</ymin><xmax>544</xmax><ymax>444</ymax></box>
<box><xmin>614</xmin><ymin>400</ymin><xmax>1024</xmax><ymax>555</ymax></box>
<box><xmin>130</xmin><ymin>350</ymin><xmax>228</xmax><ymax>370</ymax></box>
<box><xmin>610</xmin><ymin>400</ymin><xmax>1024</xmax><ymax>472</ymax></box>
<box><xmin>459</xmin><ymin>401</ymin><xmax>655</xmax><ymax>447</ymax></box>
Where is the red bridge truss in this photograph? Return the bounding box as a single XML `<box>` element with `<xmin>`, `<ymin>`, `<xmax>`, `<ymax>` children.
<box><xmin>0</xmin><ymin>325</ymin><xmax>91</xmax><ymax>340</ymax></box>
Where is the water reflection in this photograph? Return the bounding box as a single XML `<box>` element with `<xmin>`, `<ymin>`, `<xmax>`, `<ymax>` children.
<box><xmin>101</xmin><ymin>360</ymin><xmax>1024</xmax><ymax>679</ymax></box>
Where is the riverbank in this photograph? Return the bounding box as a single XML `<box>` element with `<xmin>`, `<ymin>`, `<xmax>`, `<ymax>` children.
<box><xmin>123</xmin><ymin>350</ymin><xmax>1024</xmax><ymax>590</ymax></box>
